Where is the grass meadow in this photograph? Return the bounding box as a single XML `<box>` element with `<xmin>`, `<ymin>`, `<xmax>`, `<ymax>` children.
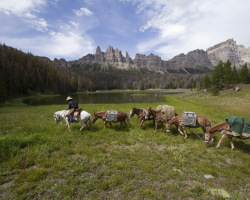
<box><xmin>0</xmin><ymin>86</ymin><xmax>250</xmax><ymax>199</ymax></box>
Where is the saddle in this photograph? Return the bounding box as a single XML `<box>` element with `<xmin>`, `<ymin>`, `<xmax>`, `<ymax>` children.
<box><xmin>73</xmin><ymin>108</ymin><xmax>82</xmax><ymax>118</ymax></box>
<box><xmin>106</xmin><ymin>110</ymin><xmax>118</xmax><ymax>122</ymax></box>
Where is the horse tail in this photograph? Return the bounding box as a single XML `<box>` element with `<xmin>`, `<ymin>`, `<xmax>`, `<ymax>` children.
<box><xmin>126</xmin><ymin>114</ymin><xmax>130</xmax><ymax>125</ymax></box>
<box><xmin>89</xmin><ymin>115</ymin><xmax>93</xmax><ymax>131</ymax></box>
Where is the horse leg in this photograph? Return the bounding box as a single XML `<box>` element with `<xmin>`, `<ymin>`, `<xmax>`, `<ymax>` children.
<box><xmin>80</xmin><ymin>122</ymin><xmax>86</xmax><ymax>131</ymax></box>
<box><xmin>183</xmin><ymin>126</ymin><xmax>187</xmax><ymax>138</ymax></box>
<box><xmin>154</xmin><ymin>122</ymin><xmax>158</xmax><ymax>134</ymax></box>
<box><xmin>216</xmin><ymin>132</ymin><xmax>228</xmax><ymax>149</ymax></box>
<box><xmin>104</xmin><ymin>121</ymin><xmax>107</xmax><ymax>129</ymax></box>
<box><xmin>161</xmin><ymin>122</ymin><xmax>164</xmax><ymax>133</ymax></box>
<box><xmin>178</xmin><ymin>125</ymin><xmax>184</xmax><ymax>136</ymax></box>
<box><xmin>65</xmin><ymin>118</ymin><xmax>71</xmax><ymax>132</ymax></box>
<box><xmin>109</xmin><ymin>122</ymin><xmax>113</xmax><ymax>128</ymax></box>
<box><xmin>228</xmin><ymin>136</ymin><xmax>235</xmax><ymax>150</ymax></box>
<box><xmin>140</xmin><ymin>120</ymin><xmax>144</xmax><ymax>129</ymax></box>
<box><xmin>124</xmin><ymin>120</ymin><xmax>128</xmax><ymax>127</ymax></box>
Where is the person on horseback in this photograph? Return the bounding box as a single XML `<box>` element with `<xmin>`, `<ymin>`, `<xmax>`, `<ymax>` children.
<box><xmin>66</xmin><ymin>96</ymin><xmax>78</xmax><ymax>122</ymax></box>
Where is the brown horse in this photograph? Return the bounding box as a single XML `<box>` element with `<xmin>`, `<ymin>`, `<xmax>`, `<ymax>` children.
<box><xmin>205</xmin><ymin>122</ymin><xmax>250</xmax><ymax>150</ymax></box>
<box><xmin>166</xmin><ymin>114</ymin><xmax>212</xmax><ymax>138</ymax></box>
<box><xmin>92</xmin><ymin>111</ymin><xmax>129</xmax><ymax>129</ymax></box>
<box><xmin>129</xmin><ymin>107</ymin><xmax>155</xmax><ymax>129</ymax></box>
<box><xmin>145</xmin><ymin>107</ymin><xmax>177</xmax><ymax>134</ymax></box>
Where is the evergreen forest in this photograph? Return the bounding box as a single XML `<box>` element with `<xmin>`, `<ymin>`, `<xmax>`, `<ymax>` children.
<box><xmin>1</xmin><ymin>43</ymin><xmax>250</xmax><ymax>101</ymax></box>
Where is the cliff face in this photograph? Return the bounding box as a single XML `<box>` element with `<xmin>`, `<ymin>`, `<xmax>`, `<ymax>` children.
<box><xmin>206</xmin><ymin>39</ymin><xmax>250</xmax><ymax>68</ymax></box>
<box><xmin>55</xmin><ymin>39</ymin><xmax>250</xmax><ymax>73</ymax></box>
<box><xmin>166</xmin><ymin>49</ymin><xmax>213</xmax><ymax>73</ymax></box>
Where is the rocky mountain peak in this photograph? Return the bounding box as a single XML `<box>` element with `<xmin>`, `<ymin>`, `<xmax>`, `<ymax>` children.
<box><xmin>62</xmin><ymin>39</ymin><xmax>250</xmax><ymax>73</ymax></box>
<box><xmin>206</xmin><ymin>38</ymin><xmax>250</xmax><ymax>67</ymax></box>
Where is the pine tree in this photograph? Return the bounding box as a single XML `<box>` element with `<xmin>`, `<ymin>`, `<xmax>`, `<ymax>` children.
<box><xmin>202</xmin><ymin>74</ymin><xmax>211</xmax><ymax>89</ymax></box>
<box><xmin>239</xmin><ymin>63</ymin><xmax>250</xmax><ymax>83</ymax></box>
<box><xmin>231</xmin><ymin>65</ymin><xmax>239</xmax><ymax>84</ymax></box>
<box><xmin>222</xmin><ymin>60</ymin><xmax>232</xmax><ymax>87</ymax></box>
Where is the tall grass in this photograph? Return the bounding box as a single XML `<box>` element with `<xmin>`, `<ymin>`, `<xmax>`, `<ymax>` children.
<box><xmin>0</xmin><ymin>88</ymin><xmax>250</xmax><ymax>199</ymax></box>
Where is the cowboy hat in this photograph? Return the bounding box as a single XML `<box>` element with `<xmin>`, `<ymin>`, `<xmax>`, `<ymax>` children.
<box><xmin>66</xmin><ymin>96</ymin><xmax>73</xmax><ymax>101</ymax></box>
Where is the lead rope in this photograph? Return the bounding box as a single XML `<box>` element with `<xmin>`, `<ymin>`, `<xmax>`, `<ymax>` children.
<box><xmin>193</xmin><ymin>131</ymin><xmax>205</xmax><ymax>142</ymax></box>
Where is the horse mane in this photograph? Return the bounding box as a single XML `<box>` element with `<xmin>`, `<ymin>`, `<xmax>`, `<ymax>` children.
<box><xmin>209</xmin><ymin>122</ymin><xmax>228</xmax><ymax>133</ymax></box>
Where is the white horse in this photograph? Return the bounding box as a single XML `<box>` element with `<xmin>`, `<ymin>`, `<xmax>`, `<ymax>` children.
<box><xmin>54</xmin><ymin>110</ymin><xmax>92</xmax><ymax>131</ymax></box>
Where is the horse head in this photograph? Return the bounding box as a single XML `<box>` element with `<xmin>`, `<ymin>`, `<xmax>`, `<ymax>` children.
<box><xmin>166</xmin><ymin>122</ymin><xmax>172</xmax><ymax>133</ymax></box>
<box><xmin>54</xmin><ymin>113</ymin><xmax>60</xmax><ymax>123</ymax></box>
<box><xmin>204</xmin><ymin>131</ymin><xmax>213</xmax><ymax>144</ymax></box>
<box><xmin>129</xmin><ymin>107</ymin><xmax>135</xmax><ymax>118</ymax></box>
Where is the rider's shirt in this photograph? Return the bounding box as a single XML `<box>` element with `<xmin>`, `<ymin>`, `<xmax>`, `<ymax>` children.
<box><xmin>68</xmin><ymin>100</ymin><xmax>78</xmax><ymax>109</ymax></box>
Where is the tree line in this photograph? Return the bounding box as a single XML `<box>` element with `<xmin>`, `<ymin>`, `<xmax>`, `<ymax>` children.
<box><xmin>4</xmin><ymin>43</ymin><xmax>244</xmax><ymax>102</ymax></box>
<box><xmin>202</xmin><ymin>60</ymin><xmax>250</xmax><ymax>95</ymax></box>
<box><xmin>0</xmin><ymin>44</ymin><xmax>80</xmax><ymax>101</ymax></box>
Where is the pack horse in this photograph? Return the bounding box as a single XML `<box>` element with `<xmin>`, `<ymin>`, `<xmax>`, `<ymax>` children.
<box><xmin>54</xmin><ymin>109</ymin><xmax>92</xmax><ymax>131</ymax></box>
<box><xmin>129</xmin><ymin>107</ymin><xmax>155</xmax><ymax>129</ymax></box>
<box><xmin>92</xmin><ymin>110</ymin><xmax>129</xmax><ymax>129</ymax></box>
<box><xmin>166</xmin><ymin>112</ymin><xmax>212</xmax><ymax>138</ymax></box>
<box><xmin>205</xmin><ymin>116</ymin><xmax>250</xmax><ymax>150</ymax></box>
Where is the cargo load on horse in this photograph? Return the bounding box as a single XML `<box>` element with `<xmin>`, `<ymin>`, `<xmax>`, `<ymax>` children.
<box><xmin>106</xmin><ymin>110</ymin><xmax>118</xmax><ymax>122</ymax></box>
<box><xmin>226</xmin><ymin>116</ymin><xmax>250</xmax><ymax>138</ymax></box>
<box><xmin>183</xmin><ymin>112</ymin><xmax>197</xmax><ymax>127</ymax></box>
<box><xmin>146</xmin><ymin>105</ymin><xmax>177</xmax><ymax>134</ymax></box>
<box><xmin>156</xmin><ymin>105</ymin><xmax>175</xmax><ymax>121</ymax></box>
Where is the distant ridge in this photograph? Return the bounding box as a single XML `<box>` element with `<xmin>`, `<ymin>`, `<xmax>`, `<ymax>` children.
<box><xmin>54</xmin><ymin>39</ymin><xmax>250</xmax><ymax>74</ymax></box>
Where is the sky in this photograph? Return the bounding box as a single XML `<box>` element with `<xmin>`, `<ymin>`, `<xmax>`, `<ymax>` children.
<box><xmin>1</xmin><ymin>0</ymin><xmax>250</xmax><ymax>61</ymax></box>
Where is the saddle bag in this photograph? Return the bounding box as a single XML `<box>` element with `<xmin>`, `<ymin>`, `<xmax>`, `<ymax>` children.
<box><xmin>183</xmin><ymin>112</ymin><xmax>197</xmax><ymax>126</ymax></box>
<box><xmin>106</xmin><ymin>110</ymin><xmax>118</xmax><ymax>122</ymax></box>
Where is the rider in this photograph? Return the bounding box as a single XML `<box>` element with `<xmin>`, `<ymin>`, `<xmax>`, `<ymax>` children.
<box><xmin>66</xmin><ymin>96</ymin><xmax>78</xmax><ymax>122</ymax></box>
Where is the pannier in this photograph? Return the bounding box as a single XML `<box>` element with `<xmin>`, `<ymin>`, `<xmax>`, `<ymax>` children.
<box><xmin>106</xmin><ymin>110</ymin><xmax>118</xmax><ymax>122</ymax></box>
<box><xmin>183</xmin><ymin>112</ymin><xmax>197</xmax><ymax>126</ymax></box>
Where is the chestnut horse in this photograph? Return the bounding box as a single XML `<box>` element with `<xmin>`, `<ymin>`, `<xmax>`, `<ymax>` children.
<box><xmin>145</xmin><ymin>107</ymin><xmax>177</xmax><ymax>134</ymax></box>
<box><xmin>166</xmin><ymin>114</ymin><xmax>212</xmax><ymax>138</ymax></box>
<box><xmin>205</xmin><ymin>122</ymin><xmax>250</xmax><ymax>150</ymax></box>
<box><xmin>92</xmin><ymin>111</ymin><xmax>129</xmax><ymax>129</ymax></box>
<box><xmin>129</xmin><ymin>107</ymin><xmax>155</xmax><ymax>129</ymax></box>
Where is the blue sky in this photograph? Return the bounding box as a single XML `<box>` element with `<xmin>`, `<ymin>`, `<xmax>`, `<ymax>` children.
<box><xmin>1</xmin><ymin>0</ymin><xmax>250</xmax><ymax>61</ymax></box>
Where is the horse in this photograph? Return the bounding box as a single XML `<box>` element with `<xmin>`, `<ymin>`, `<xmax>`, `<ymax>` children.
<box><xmin>92</xmin><ymin>111</ymin><xmax>129</xmax><ymax>129</ymax></box>
<box><xmin>129</xmin><ymin>107</ymin><xmax>155</xmax><ymax>129</ymax></box>
<box><xmin>54</xmin><ymin>110</ymin><xmax>92</xmax><ymax>131</ymax></box>
<box><xmin>166</xmin><ymin>114</ymin><xmax>212</xmax><ymax>138</ymax></box>
<box><xmin>145</xmin><ymin>107</ymin><xmax>177</xmax><ymax>134</ymax></box>
<box><xmin>205</xmin><ymin>122</ymin><xmax>250</xmax><ymax>150</ymax></box>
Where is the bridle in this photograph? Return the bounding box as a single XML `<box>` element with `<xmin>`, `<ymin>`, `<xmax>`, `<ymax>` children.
<box><xmin>54</xmin><ymin>113</ymin><xmax>60</xmax><ymax>123</ymax></box>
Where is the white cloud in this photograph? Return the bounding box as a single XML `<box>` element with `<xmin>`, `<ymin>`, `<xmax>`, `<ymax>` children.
<box><xmin>0</xmin><ymin>0</ymin><xmax>46</xmax><ymax>16</ymax></box>
<box><xmin>1</xmin><ymin>30</ymin><xmax>95</xmax><ymax>60</ymax></box>
<box><xmin>73</xmin><ymin>7</ymin><xmax>93</xmax><ymax>16</ymax></box>
<box><xmin>129</xmin><ymin>0</ymin><xmax>250</xmax><ymax>60</ymax></box>
<box><xmin>0</xmin><ymin>0</ymin><xmax>48</xmax><ymax>33</ymax></box>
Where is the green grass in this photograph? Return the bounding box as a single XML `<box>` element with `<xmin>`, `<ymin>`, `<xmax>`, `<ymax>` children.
<box><xmin>0</xmin><ymin>86</ymin><xmax>250</xmax><ymax>199</ymax></box>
